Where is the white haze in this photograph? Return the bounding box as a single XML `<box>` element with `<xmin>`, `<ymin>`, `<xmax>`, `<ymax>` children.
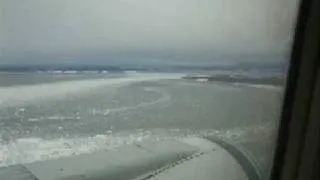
<box><xmin>0</xmin><ymin>0</ymin><xmax>299</xmax><ymax>65</ymax></box>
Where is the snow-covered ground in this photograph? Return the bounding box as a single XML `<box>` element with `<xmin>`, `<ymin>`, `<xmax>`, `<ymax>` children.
<box><xmin>0</xmin><ymin>73</ymin><xmax>183</xmax><ymax>107</ymax></box>
<box><xmin>0</xmin><ymin>72</ymin><xmax>281</xmax><ymax>174</ymax></box>
<box><xmin>0</xmin><ymin>131</ymin><xmax>155</xmax><ymax>166</ymax></box>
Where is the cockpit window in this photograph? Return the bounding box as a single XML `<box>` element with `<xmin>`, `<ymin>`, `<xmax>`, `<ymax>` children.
<box><xmin>0</xmin><ymin>0</ymin><xmax>300</xmax><ymax>180</ymax></box>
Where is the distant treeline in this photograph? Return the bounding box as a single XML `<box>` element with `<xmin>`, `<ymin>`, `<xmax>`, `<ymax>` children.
<box><xmin>0</xmin><ymin>65</ymin><xmax>152</xmax><ymax>72</ymax></box>
<box><xmin>183</xmin><ymin>74</ymin><xmax>286</xmax><ymax>86</ymax></box>
<box><xmin>0</xmin><ymin>61</ymin><xmax>287</xmax><ymax>73</ymax></box>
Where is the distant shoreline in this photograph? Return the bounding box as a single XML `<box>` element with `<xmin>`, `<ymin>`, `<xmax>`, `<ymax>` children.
<box><xmin>183</xmin><ymin>74</ymin><xmax>285</xmax><ymax>86</ymax></box>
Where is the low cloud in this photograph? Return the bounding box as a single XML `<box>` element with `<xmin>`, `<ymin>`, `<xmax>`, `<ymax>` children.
<box><xmin>0</xmin><ymin>0</ymin><xmax>299</xmax><ymax>65</ymax></box>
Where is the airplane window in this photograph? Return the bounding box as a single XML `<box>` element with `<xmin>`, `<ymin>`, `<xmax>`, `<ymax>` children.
<box><xmin>0</xmin><ymin>0</ymin><xmax>300</xmax><ymax>180</ymax></box>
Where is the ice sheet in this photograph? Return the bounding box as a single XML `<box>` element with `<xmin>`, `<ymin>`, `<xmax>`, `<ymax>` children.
<box><xmin>0</xmin><ymin>73</ymin><xmax>183</xmax><ymax>107</ymax></box>
<box><xmin>0</xmin><ymin>132</ymin><xmax>154</xmax><ymax>167</ymax></box>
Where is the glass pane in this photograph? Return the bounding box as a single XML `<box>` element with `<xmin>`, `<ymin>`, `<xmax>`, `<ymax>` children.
<box><xmin>0</xmin><ymin>0</ymin><xmax>300</xmax><ymax>179</ymax></box>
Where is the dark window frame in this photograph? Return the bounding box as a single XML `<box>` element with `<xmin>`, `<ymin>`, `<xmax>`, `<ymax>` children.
<box><xmin>270</xmin><ymin>0</ymin><xmax>320</xmax><ymax>179</ymax></box>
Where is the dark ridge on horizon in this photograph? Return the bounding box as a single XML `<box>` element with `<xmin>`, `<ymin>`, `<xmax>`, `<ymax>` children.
<box><xmin>183</xmin><ymin>74</ymin><xmax>286</xmax><ymax>86</ymax></box>
<box><xmin>0</xmin><ymin>62</ymin><xmax>287</xmax><ymax>73</ymax></box>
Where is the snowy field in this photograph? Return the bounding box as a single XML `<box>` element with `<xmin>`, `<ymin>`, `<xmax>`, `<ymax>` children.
<box><xmin>0</xmin><ymin>73</ymin><xmax>283</xmax><ymax>177</ymax></box>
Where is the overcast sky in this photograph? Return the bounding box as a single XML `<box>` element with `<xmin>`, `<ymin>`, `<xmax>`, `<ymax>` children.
<box><xmin>0</xmin><ymin>0</ymin><xmax>299</xmax><ymax>66</ymax></box>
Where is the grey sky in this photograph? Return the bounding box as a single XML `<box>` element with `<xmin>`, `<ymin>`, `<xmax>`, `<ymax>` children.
<box><xmin>0</xmin><ymin>0</ymin><xmax>299</xmax><ymax>66</ymax></box>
